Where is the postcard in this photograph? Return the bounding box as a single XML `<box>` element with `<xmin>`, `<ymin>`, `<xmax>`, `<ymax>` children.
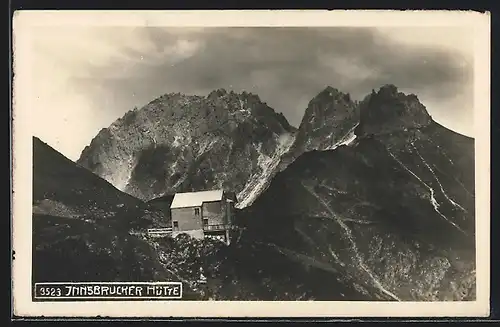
<box><xmin>11</xmin><ymin>10</ymin><xmax>491</xmax><ymax>318</ymax></box>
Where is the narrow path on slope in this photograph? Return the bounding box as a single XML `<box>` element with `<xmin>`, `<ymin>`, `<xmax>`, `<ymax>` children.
<box><xmin>384</xmin><ymin>146</ymin><xmax>467</xmax><ymax>236</ymax></box>
<box><xmin>411</xmin><ymin>142</ymin><xmax>467</xmax><ymax>213</ymax></box>
<box><xmin>431</xmin><ymin>163</ymin><xmax>474</xmax><ymax>199</ymax></box>
<box><xmin>257</xmin><ymin>241</ymin><xmax>342</xmax><ymax>274</ymax></box>
<box><xmin>300</xmin><ymin>182</ymin><xmax>401</xmax><ymax>301</ymax></box>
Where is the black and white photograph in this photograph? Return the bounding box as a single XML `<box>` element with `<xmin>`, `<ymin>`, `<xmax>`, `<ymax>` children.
<box><xmin>12</xmin><ymin>10</ymin><xmax>490</xmax><ymax>318</ymax></box>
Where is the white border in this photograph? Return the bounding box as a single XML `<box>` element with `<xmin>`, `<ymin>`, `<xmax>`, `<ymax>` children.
<box><xmin>12</xmin><ymin>10</ymin><xmax>491</xmax><ymax>318</ymax></box>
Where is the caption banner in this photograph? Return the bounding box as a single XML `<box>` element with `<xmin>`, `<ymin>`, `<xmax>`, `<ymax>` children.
<box><xmin>34</xmin><ymin>282</ymin><xmax>183</xmax><ymax>300</ymax></box>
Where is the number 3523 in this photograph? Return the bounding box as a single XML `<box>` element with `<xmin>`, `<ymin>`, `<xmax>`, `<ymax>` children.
<box><xmin>39</xmin><ymin>287</ymin><xmax>62</xmax><ymax>297</ymax></box>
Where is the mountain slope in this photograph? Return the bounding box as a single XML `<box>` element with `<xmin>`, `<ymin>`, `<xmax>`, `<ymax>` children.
<box><xmin>239</xmin><ymin>86</ymin><xmax>475</xmax><ymax>301</ymax></box>
<box><xmin>356</xmin><ymin>84</ymin><xmax>432</xmax><ymax>137</ymax></box>
<box><xmin>33</xmin><ymin>136</ymin><xmax>167</xmax><ymax>231</ymax></box>
<box><xmin>32</xmin><ymin>137</ymin><xmax>205</xmax><ymax>297</ymax></box>
<box><xmin>238</xmin><ymin>86</ymin><xmax>360</xmax><ymax>208</ymax></box>
<box><xmin>33</xmin><ymin>214</ymin><xmax>167</xmax><ymax>281</ymax></box>
<box><xmin>77</xmin><ymin>90</ymin><xmax>296</xmax><ymax>203</ymax></box>
<box><xmin>145</xmin><ymin>233</ymin><xmax>377</xmax><ymax>301</ymax></box>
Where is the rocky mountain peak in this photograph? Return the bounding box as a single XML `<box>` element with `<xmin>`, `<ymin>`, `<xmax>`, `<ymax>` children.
<box><xmin>78</xmin><ymin>84</ymin><xmax>440</xmax><ymax>207</ymax></box>
<box><xmin>290</xmin><ymin>85</ymin><xmax>359</xmax><ymax>154</ymax></box>
<box><xmin>206</xmin><ymin>88</ymin><xmax>266</xmax><ymax>111</ymax></box>
<box><xmin>77</xmin><ymin>89</ymin><xmax>296</xmax><ymax>201</ymax></box>
<box><xmin>355</xmin><ymin>84</ymin><xmax>432</xmax><ymax>137</ymax></box>
<box><xmin>207</xmin><ymin>88</ymin><xmax>228</xmax><ymax>99</ymax></box>
<box><xmin>204</xmin><ymin>89</ymin><xmax>295</xmax><ymax>135</ymax></box>
<box><xmin>311</xmin><ymin>86</ymin><xmax>350</xmax><ymax>102</ymax></box>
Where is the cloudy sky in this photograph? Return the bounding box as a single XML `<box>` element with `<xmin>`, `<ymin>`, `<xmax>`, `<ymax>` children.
<box><xmin>26</xmin><ymin>25</ymin><xmax>474</xmax><ymax>160</ymax></box>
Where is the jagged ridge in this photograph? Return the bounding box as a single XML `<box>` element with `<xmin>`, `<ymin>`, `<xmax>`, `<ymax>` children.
<box><xmin>77</xmin><ymin>89</ymin><xmax>296</xmax><ymax>202</ymax></box>
<box><xmin>75</xmin><ymin>84</ymin><xmax>455</xmax><ymax>211</ymax></box>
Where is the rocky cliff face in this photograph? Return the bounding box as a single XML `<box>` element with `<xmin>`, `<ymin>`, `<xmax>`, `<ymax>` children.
<box><xmin>77</xmin><ymin>90</ymin><xmax>296</xmax><ymax>206</ymax></box>
<box><xmin>355</xmin><ymin>84</ymin><xmax>432</xmax><ymax>137</ymax></box>
<box><xmin>238</xmin><ymin>86</ymin><xmax>362</xmax><ymax>208</ymax></box>
<box><xmin>291</xmin><ymin>86</ymin><xmax>359</xmax><ymax>154</ymax></box>
<box><xmin>77</xmin><ymin>86</ymin><xmax>365</xmax><ymax>208</ymax></box>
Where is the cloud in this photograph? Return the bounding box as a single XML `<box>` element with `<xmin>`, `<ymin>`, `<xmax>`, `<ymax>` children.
<box><xmin>27</xmin><ymin>26</ymin><xmax>474</xmax><ymax>160</ymax></box>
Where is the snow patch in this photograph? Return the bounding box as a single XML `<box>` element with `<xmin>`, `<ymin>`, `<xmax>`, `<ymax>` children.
<box><xmin>340</xmin><ymin>130</ymin><xmax>357</xmax><ymax>146</ymax></box>
<box><xmin>326</xmin><ymin>123</ymin><xmax>359</xmax><ymax>150</ymax></box>
<box><xmin>237</xmin><ymin>133</ymin><xmax>295</xmax><ymax>208</ymax></box>
<box><xmin>108</xmin><ymin>155</ymin><xmax>136</xmax><ymax>191</ymax></box>
<box><xmin>257</xmin><ymin>144</ymin><xmax>273</xmax><ymax>172</ymax></box>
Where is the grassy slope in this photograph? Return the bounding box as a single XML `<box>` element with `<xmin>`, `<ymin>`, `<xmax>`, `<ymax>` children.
<box><xmin>31</xmin><ymin>137</ymin><xmax>201</xmax><ymax>296</ymax></box>
<box><xmin>33</xmin><ymin>136</ymin><xmax>168</xmax><ymax>231</ymax></box>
